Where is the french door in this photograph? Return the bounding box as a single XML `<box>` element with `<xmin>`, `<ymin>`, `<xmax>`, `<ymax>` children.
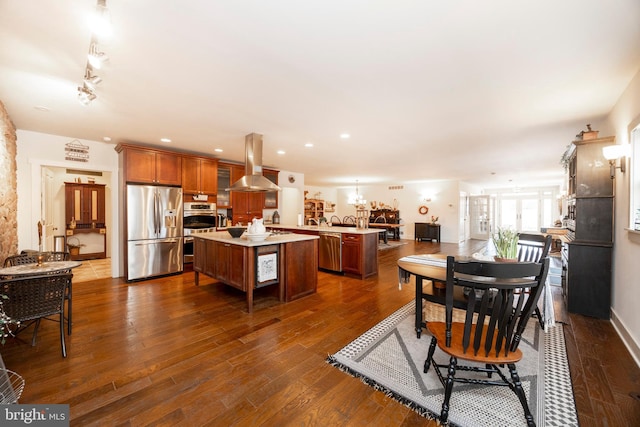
<box><xmin>498</xmin><ymin>194</ymin><xmax>540</xmax><ymax>232</ymax></box>
<box><xmin>469</xmin><ymin>195</ymin><xmax>493</xmax><ymax>239</ymax></box>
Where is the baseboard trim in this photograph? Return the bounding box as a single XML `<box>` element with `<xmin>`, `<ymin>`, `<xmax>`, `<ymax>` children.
<box><xmin>611</xmin><ymin>308</ymin><xmax>640</xmax><ymax>368</ymax></box>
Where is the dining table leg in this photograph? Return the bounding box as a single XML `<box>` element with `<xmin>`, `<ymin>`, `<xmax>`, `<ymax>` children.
<box><xmin>415</xmin><ymin>276</ymin><xmax>424</xmax><ymax>338</ymax></box>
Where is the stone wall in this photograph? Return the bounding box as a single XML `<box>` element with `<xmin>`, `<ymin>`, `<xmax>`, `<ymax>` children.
<box><xmin>0</xmin><ymin>100</ymin><xmax>18</xmax><ymax>263</ymax></box>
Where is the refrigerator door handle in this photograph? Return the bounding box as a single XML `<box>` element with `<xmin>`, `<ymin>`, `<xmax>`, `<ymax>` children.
<box><xmin>154</xmin><ymin>191</ymin><xmax>160</xmax><ymax>235</ymax></box>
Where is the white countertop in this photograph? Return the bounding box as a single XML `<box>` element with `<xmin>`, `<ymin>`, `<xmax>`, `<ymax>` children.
<box><xmin>268</xmin><ymin>224</ymin><xmax>381</xmax><ymax>235</ymax></box>
<box><xmin>193</xmin><ymin>230</ymin><xmax>319</xmax><ymax>247</ymax></box>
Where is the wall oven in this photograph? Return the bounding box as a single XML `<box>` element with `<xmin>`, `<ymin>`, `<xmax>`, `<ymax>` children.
<box><xmin>183</xmin><ymin>202</ymin><xmax>217</xmax><ymax>263</ymax></box>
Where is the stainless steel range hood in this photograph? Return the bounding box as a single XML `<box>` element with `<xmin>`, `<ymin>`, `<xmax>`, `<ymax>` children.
<box><xmin>227</xmin><ymin>133</ymin><xmax>281</xmax><ymax>192</ymax></box>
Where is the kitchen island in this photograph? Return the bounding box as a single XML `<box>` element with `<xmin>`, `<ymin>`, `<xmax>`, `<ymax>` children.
<box><xmin>268</xmin><ymin>225</ymin><xmax>380</xmax><ymax>279</ymax></box>
<box><xmin>193</xmin><ymin>231</ymin><xmax>319</xmax><ymax>312</ymax></box>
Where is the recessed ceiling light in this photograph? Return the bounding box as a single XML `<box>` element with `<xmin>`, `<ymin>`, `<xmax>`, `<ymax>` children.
<box><xmin>160</xmin><ymin>138</ymin><xmax>171</xmax><ymax>143</ymax></box>
<box><xmin>277</xmin><ymin>150</ymin><xmax>286</xmax><ymax>155</ymax></box>
<box><xmin>305</xmin><ymin>143</ymin><xmax>314</xmax><ymax>148</ymax></box>
<box><xmin>103</xmin><ymin>136</ymin><xmax>112</xmax><ymax>142</ymax></box>
<box><xmin>34</xmin><ymin>105</ymin><xmax>50</xmax><ymax>112</ymax></box>
<box><xmin>214</xmin><ymin>148</ymin><xmax>223</xmax><ymax>153</ymax></box>
<box><xmin>340</xmin><ymin>133</ymin><xmax>350</xmax><ymax>139</ymax></box>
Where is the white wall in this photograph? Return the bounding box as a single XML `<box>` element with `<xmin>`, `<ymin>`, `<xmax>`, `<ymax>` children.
<box><xmin>313</xmin><ymin>180</ymin><xmax>464</xmax><ymax>242</ymax></box>
<box><xmin>607</xmin><ymin>68</ymin><xmax>640</xmax><ymax>365</ymax></box>
<box><xmin>16</xmin><ymin>130</ymin><xmax>120</xmax><ymax>277</ymax></box>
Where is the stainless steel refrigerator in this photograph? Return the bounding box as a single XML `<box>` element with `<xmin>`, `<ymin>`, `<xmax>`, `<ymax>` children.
<box><xmin>126</xmin><ymin>184</ymin><xmax>183</xmax><ymax>281</ymax></box>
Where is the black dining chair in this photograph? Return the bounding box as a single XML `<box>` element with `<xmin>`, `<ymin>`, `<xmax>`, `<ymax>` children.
<box><xmin>517</xmin><ymin>233</ymin><xmax>552</xmax><ymax>329</ymax></box>
<box><xmin>424</xmin><ymin>256</ymin><xmax>549</xmax><ymax>426</ymax></box>
<box><xmin>1</xmin><ymin>273</ymin><xmax>72</xmax><ymax>357</ymax></box>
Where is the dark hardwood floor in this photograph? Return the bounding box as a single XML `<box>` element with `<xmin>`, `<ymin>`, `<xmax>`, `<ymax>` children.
<box><xmin>1</xmin><ymin>240</ymin><xmax>639</xmax><ymax>426</ymax></box>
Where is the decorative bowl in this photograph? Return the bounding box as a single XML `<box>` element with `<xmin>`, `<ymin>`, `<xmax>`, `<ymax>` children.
<box><xmin>244</xmin><ymin>232</ymin><xmax>271</xmax><ymax>242</ymax></box>
<box><xmin>227</xmin><ymin>227</ymin><xmax>246</xmax><ymax>238</ymax></box>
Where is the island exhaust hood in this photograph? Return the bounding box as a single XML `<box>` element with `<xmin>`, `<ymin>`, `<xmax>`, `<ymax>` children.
<box><xmin>226</xmin><ymin>133</ymin><xmax>281</xmax><ymax>192</ymax></box>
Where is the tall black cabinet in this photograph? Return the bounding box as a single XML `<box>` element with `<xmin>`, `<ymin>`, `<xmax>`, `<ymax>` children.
<box><xmin>563</xmin><ymin>135</ymin><xmax>614</xmax><ymax>319</ymax></box>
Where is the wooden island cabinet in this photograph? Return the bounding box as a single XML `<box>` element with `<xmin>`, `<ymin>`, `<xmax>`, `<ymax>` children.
<box><xmin>193</xmin><ymin>232</ymin><xmax>318</xmax><ymax>312</ymax></box>
<box><xmin>268</xmin><ymin>225</ymin><xmax>379</xmax><ymax>279</ymax></box>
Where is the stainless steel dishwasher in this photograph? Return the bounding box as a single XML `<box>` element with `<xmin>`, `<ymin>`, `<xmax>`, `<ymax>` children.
<box><xmin>319</xmin><ymin>231</ymin><xmax>342</xmax><ymax>272</ymax></box>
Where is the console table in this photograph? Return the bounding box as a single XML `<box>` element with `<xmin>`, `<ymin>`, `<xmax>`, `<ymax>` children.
<box><xmin>415</xmin><ymin>223</ymin><xmax>441</xmax><ymax>243</ymax></box>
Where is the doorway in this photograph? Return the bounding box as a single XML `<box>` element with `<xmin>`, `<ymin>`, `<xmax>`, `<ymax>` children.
<box><xmin>40</xmin><ymin>165</ymin><xmax>112</xmax><ymax>279</ymax></box>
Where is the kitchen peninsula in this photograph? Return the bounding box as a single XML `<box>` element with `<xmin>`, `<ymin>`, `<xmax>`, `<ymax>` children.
<box><xmin>268</xmin><ymin>225</ymin><xmax>380</xmax><ymax>279</ymax></box>
<box><xmin>193</xmin><ymin>231</ymin><xmax>319</xmax><ymax>312</ymax></box>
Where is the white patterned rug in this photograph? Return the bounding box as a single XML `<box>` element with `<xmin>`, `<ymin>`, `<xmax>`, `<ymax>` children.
<box><xmin>327</xmin><ymin>301</ymin><xmax>578</xmax><ymax>427</ymax></box>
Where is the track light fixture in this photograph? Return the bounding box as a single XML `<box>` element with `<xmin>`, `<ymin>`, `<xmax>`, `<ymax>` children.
<box><xmin>83</xmin><ymin>66</ymin><xmax>102</xmax><ymax>90</ymax></box>
<box><xmin>78</xmin><ymin>0</ymin><xmax>111</xmax><ymax>104</ymax></box>
<box><xmin>90</xmin><ymin>0</ymin><xmax>113</xmax><ymax>40</ymax></box>
<box><xmin>78</xmin><ymin>84</ymin><xmax>97</xmax><ymax>106</ymax></box>
<box><xmin>87</xmin><ymin>43</ymin><xmax>108</xmax><ymax>69</ymax></box>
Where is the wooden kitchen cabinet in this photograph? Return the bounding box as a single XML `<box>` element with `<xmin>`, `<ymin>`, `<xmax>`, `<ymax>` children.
<box><xmin>65</xmin><ymin>182</ymin><xmax>106</xmax><ymax>227</ymax></box>
<box><xmin>116</xmin><ymin>144</ymin><xmax>182</xmax><ymax>186</ymax></box>
<box><xmin>182</xmin><ymin>156</ymin><xmax>218</xmax><ymax>196</ymax></box>
<box><xmin>304</xmin><ymin>199</ymin><xmax>324</xmax><ymax>223</ymax></box>
<box><xmin>342</xmin><ymin>232</ymin><xmax>378</xmax><ymax>279</ymax></box>
<box><xmin>193</xmin><ymin>238</ymin><xmax>247</xmax><ymax>290</ymax></box>
<box><xmin>230</xmin><ymin>164</ymin><xmax>264</xmax><ymax>225</ymax></box>
<box><xmin>213</xmin><ymin>240</ymin><xmax>247</xmax><ymax>290</ymax></box>
<box><xmin>217</xmin><ymin>163</ymin><xmax>232</xmax><ymax>208</ymax></box>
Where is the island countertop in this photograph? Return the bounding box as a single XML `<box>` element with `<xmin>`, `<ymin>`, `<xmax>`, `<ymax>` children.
<box><xmin>194</xmin><ymin>230</ymin><xmax>319</xmax><ymax>247</ymax></box>
<box><xmin>267</xmin><ymin>224</ymin><xmax>381</xmax><ymax>235</ymax></box>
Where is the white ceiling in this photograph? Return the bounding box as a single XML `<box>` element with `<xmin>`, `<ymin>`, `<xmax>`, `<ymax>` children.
<box><xmin>2</xmin><ymin>0</ymin><xmax>640</xmax><ymax>188</ymax></box>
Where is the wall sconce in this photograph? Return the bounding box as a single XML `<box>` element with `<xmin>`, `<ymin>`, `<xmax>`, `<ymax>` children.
<box><xmin>602</xmin><ymin>144</ymin><xmax>630</xmax><ymax>179</ymax></box>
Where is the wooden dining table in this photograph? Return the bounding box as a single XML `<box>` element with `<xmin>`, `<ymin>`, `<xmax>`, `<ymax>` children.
<box><xmin>0</xmin><ymin>260</ymin><xmax>82</xmax><ymax>278</ymax></box>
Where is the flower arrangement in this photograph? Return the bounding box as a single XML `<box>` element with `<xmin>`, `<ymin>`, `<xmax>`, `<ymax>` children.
<box><xmin>431</xmin><ymin>216</ymin><xmax>439</xmax><ymax>224</ymax></box>
<box><xmin>492</xmin><ymin>227</ymin><xmax>519</xmax><ymax>260</ymax></box>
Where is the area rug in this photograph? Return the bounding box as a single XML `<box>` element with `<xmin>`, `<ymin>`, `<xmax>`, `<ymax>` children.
<box><xmin>378</xmin><ymin>241</ymin><xmax>408</xmax><ymax>250</ymax></box>
<box><xmin>327</xmin><ymin>301</ymin><xmax>578</xmax><ymax>427</ymax></box>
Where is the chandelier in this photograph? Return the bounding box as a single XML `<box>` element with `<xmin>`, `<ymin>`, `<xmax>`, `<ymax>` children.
<box><xmin>348</xmin><ymin>180</ymin><xmax>367</xmax><ymax>210</ymax></box>
<box><xmin>78</xmin><ymin>0</ymin><xmax>112</xmax><ymax>106</ymax></box>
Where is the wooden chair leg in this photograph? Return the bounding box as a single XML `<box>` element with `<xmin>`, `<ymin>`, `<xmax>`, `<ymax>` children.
<box><xmin>508</xmin><ymin>363</ymin><xmax>534</xmax><ymax>426</ymax></box>
<box><xmin>424</xmin><ymin>336</ymin><xmax>437</xmax><ymax>373</ymax></box>
<box><xmin>535</xmin><ymin>306</ymin><xmax>544</xmax><ymax>330</ymax></box>
<box><xmin>440</xmin><ymin>356</ymin><xmax>457</xmax><ymax>424</ymax></box>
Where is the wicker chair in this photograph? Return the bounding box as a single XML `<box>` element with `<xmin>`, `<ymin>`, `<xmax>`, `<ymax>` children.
<box><xmin>46</xmin><ymin>251</ymin><xmax>71</xmax><ymax>262</ymax></box>
<box><xmin>4</xmin><ymin>251</ymin><xmax>73</xmax><ymax>334</ymax></box>
<box><xmin>3</xmin><ymin>254</ymin><xmax>38</xmax><ymax>267</ymax></box>
<box><xmin>0</xmin><ymin>273</ymin><xmax>71</xmax><ymax>357</ymax></box>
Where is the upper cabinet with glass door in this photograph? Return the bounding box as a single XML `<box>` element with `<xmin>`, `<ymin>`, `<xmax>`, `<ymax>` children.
<box><xmin>263</xmin><ymin>169</ymin><xmax>279</xmax><ymax>209</ymax></box>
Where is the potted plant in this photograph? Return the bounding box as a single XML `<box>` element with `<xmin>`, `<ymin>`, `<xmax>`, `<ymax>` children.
<box><xmin>492</xmin><ymin>227</ymin><xmax>519</xmax><ymax>261</ymax></box>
